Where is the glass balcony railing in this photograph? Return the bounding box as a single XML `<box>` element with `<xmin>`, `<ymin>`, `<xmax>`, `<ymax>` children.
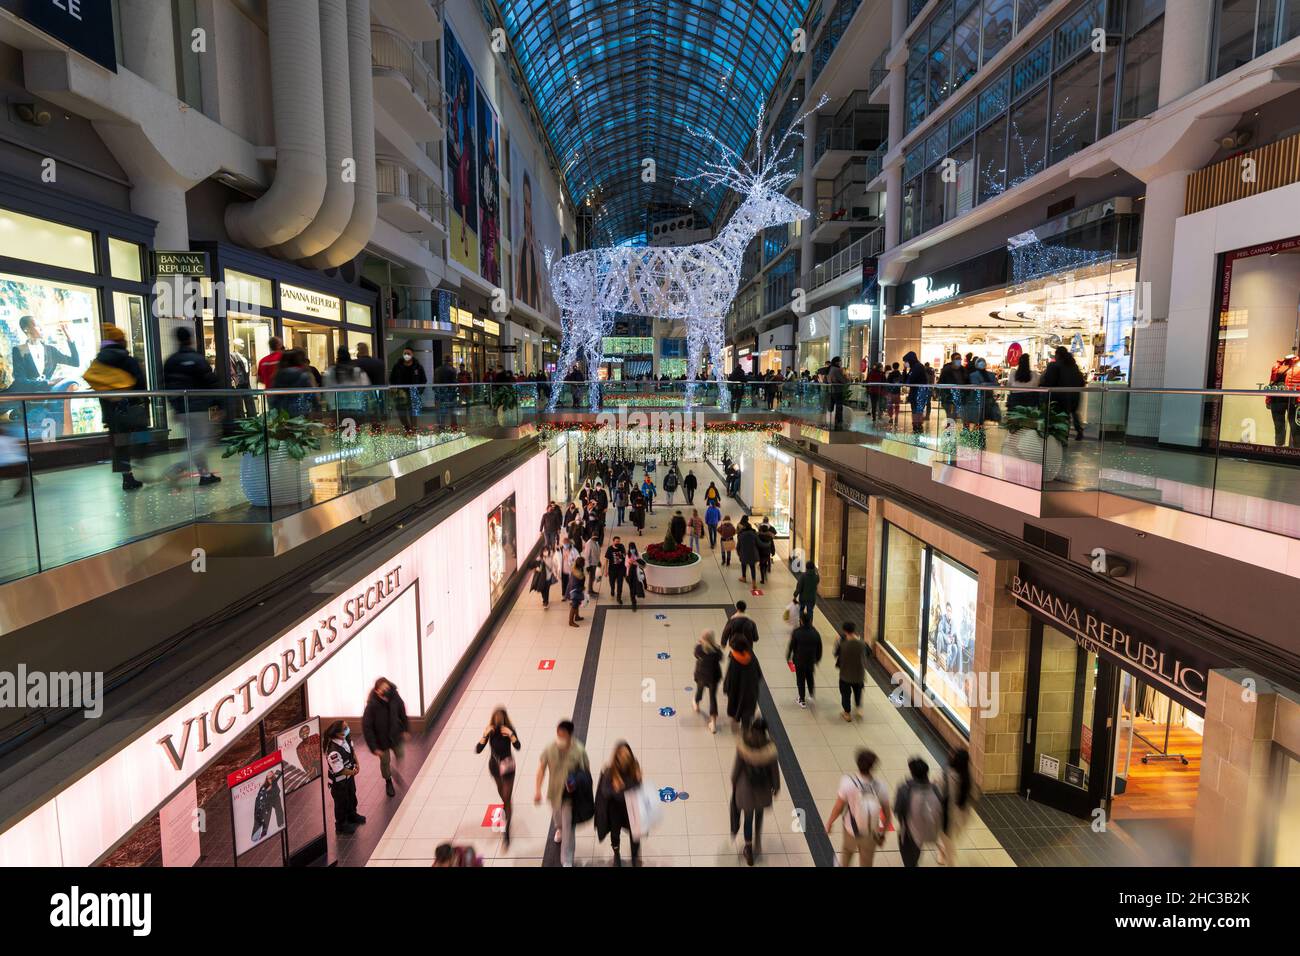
<box><xmin>800</xmin><ymin>227</ymin><xmax>884</xmax><ymax>290</ymax></box>
<box><xmin>869</xmin><ymin>49</ymin><xmax>889</xmax><ymax>92</ymax></box>
<box><xmin>6</xmin><ymin>381</ymin><xmax>1300</xmax><ymax>583</ymax></box>
<box><xmin>376</xmin><ymin>156</ymin><xmax>449</xmax><ymax>228</ymax></box>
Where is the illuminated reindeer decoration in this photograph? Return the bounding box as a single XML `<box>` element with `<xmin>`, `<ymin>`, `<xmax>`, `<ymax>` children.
<box><xmin>546</xmin><ymin>96</ymin><xmax>826</xmax><ymax>410</ymax></box>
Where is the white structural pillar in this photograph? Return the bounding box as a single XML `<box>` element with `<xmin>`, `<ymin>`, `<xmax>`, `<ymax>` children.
<box><xmin>119</xmin><ymin>0</ymin><xmax>178</xmax><ymax>97</ymax></box>
<box><xmin>1157</xmin><ymin>0</ymin><xmax>1216</xmax><ymax>108</ymax></box>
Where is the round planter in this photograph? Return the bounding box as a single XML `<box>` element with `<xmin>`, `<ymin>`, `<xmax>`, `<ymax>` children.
<box><xmin>643</xmin><ymin>553</ymin><xmax>703</xmax><ymax>593</ymax></box>
<box><xmin>239</xmin><ymin>447</ymin><xmax>313</xmax><ymax>509</ymax></box>
<box><xmin>1008</xmin><ymin>428</ymin><xmax>1064</xmax><ymax>482</ymax></box>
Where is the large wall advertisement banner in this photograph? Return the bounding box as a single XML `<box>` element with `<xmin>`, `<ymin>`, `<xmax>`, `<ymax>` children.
<box><xmin>0</xmin><ymin>454</ymin><xmax>548</xmax><ymax>866</ymax></box>
<box><xmin>487</xmin><ymin>493</ymin><xmax>517</xmax><ymax>606</ymax></box>
<box><xmin>444</xmin><ymin>25</ymin><xmax>479</xmax><ymax>273</ymax></box>
<box><xmin>511</xmin><ymin>141</ymin><xmax>563</xmax><ymax>324</ymax></box>
<box><xmin>476</xmin><ymin>84</ymin><xmax>502</xmax><ymax>286</ymax></box>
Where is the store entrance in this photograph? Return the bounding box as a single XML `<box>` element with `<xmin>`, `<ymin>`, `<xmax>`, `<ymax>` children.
<box><xmin>1020</xmin><ymin>621</ymin><xmax>1117</xmax><ymax>818</ymax></box>
<box><xmin>1108</xmin><ymin>672</ymin><xmax>1203</xmax><ymax>864</ymax></box>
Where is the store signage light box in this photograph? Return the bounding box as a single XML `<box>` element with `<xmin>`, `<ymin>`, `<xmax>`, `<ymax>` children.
<box><xmin>152</xmin><ymin>251</ymin><xmax>210</xmax><ymax>277</ymax></box>
<box><xmin>280</xmin><ymin>282</ymin><xmax>342</xmax><ymax>323</ymax></box>
<box><xmin>1</xmin><ymin>0</ymin><xmax>116</xmax><ymax>71</ymax></box>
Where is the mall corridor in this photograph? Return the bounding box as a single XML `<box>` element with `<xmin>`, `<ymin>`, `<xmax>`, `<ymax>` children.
<box><xmin>365</xmin><ymin>465</ymin><xmax>1012</xmax><ymax>867</ymax></box>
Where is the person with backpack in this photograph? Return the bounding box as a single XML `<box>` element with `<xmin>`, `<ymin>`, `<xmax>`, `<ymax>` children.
<box><xmin>894</xmin><ymin>757</ymin><xmax>944</xmax><ymax>867</ymax></box>
<box><xmin>939</xmin><ymin>748</ymin><xmax>974</xmax><ymax>866</ymax></box>
<box><xmin>834</xmin><ymin>622</ymin><xmax>868</xmax><ymax>722</ymax></box>
<box><xmin>704</xmin><ymin>481</ymin><xmax>721</xmax><ymax>507</ymax></box>
<box><xmin>534</xmin><ymin>719</ymin><xmax>590</xmax><ymax>868</ymax></box>
<box><xmin>794</xmin><ymin>561</ymin><xmax>820</xmax><ymax>622</ymax></box>
<box><xmin>825</xmin><ymin>748</ymin><xmax>892</xmax><ymax>867</ymax></box>
<box><xmin>756</xmin><ymin>518</ymin><xmax>776</xmax><ymax>583</ymax></box>
<box><xmin>786</xmin><ymin>610</ymin><xmax>822</xmax><ymax>708</ymax></box>
<box><xmin>162</xmin><ymin>325</ymin><xmax>223</xmax><ymax>487</ymax></box>
<box><xmin>692</xmin><ymin>629</ymin><xmax>724</xmax><ymax>734</ymax></box>
<box><xmin>662</xmin><ymin>464</ymin><xmax>679</xmax><ymax>506</ymax></box>
<box><xmin>729</xmin><ymin>718</ymin><xmax>780</xmax><ymax>866</ymax></box>
<box><xmin>84</xmin><ymin>324</ymin><xmax>146</xmax><ymax>491</ymax></box>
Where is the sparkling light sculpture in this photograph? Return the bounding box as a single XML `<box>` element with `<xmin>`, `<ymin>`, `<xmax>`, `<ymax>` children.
<box><xmin>546</xmin><ymin>98</ymin><xmax>825</xmax><ymax>410</ymax></box>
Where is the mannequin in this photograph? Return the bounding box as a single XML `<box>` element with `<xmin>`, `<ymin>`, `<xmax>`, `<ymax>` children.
<box><xmin>1267</xmin><ymin>355</ymin><xmax>1297</xmax><ymax>445</ymax></box>
<box><xmin>1286</xmin><ymin>354</ymin><xmax>1300</xmax><ymax>449</ymax></box>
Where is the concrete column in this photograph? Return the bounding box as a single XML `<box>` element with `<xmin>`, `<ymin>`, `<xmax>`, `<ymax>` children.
<box><xmin>1193</xmin><ymin>669</ymin><xmax>1278</xmax><ymax>866</ymax></box>
<box><xmin>119</xmin><ymin>0</ymin><xmax>179</xmax><ymax>97</ymax></box>
<box><xmin>885</xmin><ymin>164</ymin><xmax>903</xmax><ymax>250</ymax></box>
<box><xmin>127</xmin><ymin>177</ymin><xmax>190</xmax><ymax>251</ymax></box>
<box><xmin>891</xmin><ymin>0</ymin><xmax>908</xmax><ymax>45</ymax></box>
<box><xmin>971</xmin><ymin>558</ymin><xmax>1031</xmax><ymax>794</ymax></box>
<box><xmin>1157</xmin><ymin>0</ymin><xmax>1215</xmax><ymax>108</ymax></box>
<box><xmin>1137</xmin><ymin>168</ymin><xmax>1190</xmax><ymax>333</ymax></box>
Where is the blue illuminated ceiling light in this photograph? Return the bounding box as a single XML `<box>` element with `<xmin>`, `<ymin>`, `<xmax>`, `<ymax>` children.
<box><xmin>489</xmin><ymin>0</ymin><xmax>812</xmax><ymax>245</ymax></box>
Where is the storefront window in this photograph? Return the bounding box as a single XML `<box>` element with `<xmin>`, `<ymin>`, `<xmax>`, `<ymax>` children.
<box><xmin>0</xmin><ymin>208</ymin><xmax>95</xmax><ymax>273</ymax></box>
<box><xmin>283</xmin><ymin>317</ymin><xmax>336</xmax><ymax>377</ymax></box>
<box><xmin>752</xmin><ymin>447</ymin><xmax>793</xmax><ymax>536</ymax></box>
<box><xmin>225</xmin><ymin>269</ymin><xmax>273</xmax><ymax>309</ymax></box>
<box><xmin>1213</xmin><ymin>237</ymin><xmax>1300</xmax><ymax>452</ymax></box>
<box><xmin>228</xmin><ymin>312</ymin><xmax>275</xmax><ymax>388</ymax></box>
<box><xmin>111</xmin><ymin>291</ymin><xmax>151</xmax><ymax>387</ymax></box>
<box><xmin>346</xmin><ymin>301</ymin><xmax>373</xmax><ymax>327</ymax></box>
<box><xmin>879</xmin><ymin>522</ymin><xmax>977</xmax><ymax>733</ymax></box>
<box><xmin>1007</xmin><ymin>87</ymin><xmax>1048</xmax><ymax>187</ymax></box>
<box><xmin>1270</xmin><ymin>750</ymin><xmax>1300</xmax><ymax>865</ymax></box>
<box><xmin>880</xmin><ymin>523</ymin><xmax>926</xmax><ymax>679</ymax></box>
<box><xmin>108</xmin><ymin>238</ymin><xmax>143</xmax><ymax>281</ymax></box>
<box><xmin>0</xmin><ymin>271</ymin><xmax>102</xmax><ymax>434</ymax></box>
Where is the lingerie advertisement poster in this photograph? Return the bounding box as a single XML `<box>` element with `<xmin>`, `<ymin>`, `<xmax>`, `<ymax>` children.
<box><xmin>487</xmin><ymin>493</ymin><xmax>517</xmax><ymax>607</ymax></box>
<box><xmin>274</xmin><ymin>718</ymin><xmax>322</xmax><ymax>795</ymax></box>
<box><xmin>227</xmin><ymin>752</ymin><xmax>286</xmax><ymax>858</ymax></box>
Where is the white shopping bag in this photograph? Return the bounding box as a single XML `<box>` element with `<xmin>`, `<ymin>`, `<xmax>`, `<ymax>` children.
<box><xmin>626</xmin><ymin>782</ymin><xmax>664</xmax><ymax>840</ymax></box>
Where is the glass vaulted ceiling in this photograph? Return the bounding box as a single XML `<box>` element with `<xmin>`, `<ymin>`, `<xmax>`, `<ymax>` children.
<box><xmin>493</xmin><ymin>0</ymin><xmax>812</xmax><ymax>245</ymax></box>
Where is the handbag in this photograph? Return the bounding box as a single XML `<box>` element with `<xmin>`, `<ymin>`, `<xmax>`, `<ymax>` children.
<box><xmin>496</xmin><ymin>755</ymin><xmax>516</xmax><ymax>777</ymax></box>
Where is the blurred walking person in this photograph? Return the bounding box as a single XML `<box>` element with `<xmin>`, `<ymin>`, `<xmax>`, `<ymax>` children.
<box><xmin>534</xmin><ymin>719</ymin><xmax>590</xmax><ymax>868</ymax></box>
<box><xmin>786</xmin><ymin>611</ymin><xmax>822</xmax><ymax>708</ymax></box>
<box><xmin>529</xmin><ymin>556</ymin><xmax>555</xmax><ymax>609</ymax></box>
<box><xmin>475</xmin><ymin>708</ymin><xmax>522</xmax><ymax>846</ymax></box>
<box><xmin>834</xmin><ymin>622</ymin><xmax>868</xmax><ymax>722</ymax></box>
<box><xmin>730</xmin><ymin>717</ymin><xmax>780</xmax><ymax>866</ymax></box>
<box><xmin>595</xmin><ymin>741</ymin><xmax>646</xmax><ymax>866</ymax></box>
<box><xmin>692</xmin><ymin>629</ymin><xmax>724</xmax><ymax>734</ymax></box>
<box><xmin>824</xmin><ymin>748</ymin><xmax>891</xmax><ymax>867</ymax></box>
<box><xmin>723</xmin><ymin>633</ymin><xmax>761</xmax><ymax>730</ymax></box>
<box><xmin>894</xmin><ymin>757</ymin><xmax>944</xmax><ymax>868</ymax></box>
<box><xmin>939</xmin><ymin>748</ymin><xmax>974</xmax><ymax>866</ymax></box>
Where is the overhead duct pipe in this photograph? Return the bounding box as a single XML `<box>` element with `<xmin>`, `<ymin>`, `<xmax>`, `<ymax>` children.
<box><xmin>274</xmin><ymin>0</ymin><xmax>354</xmax><ymax>259</ymax></box>
<box><xmin>307</xmin><ymin>0</ymin><xmax>377</xmax><ymax>269</ymax></box>
<box><xmin>225</xmin><ymin>0</ymin><xmax>328</xmax><ymax>249</ymax></box>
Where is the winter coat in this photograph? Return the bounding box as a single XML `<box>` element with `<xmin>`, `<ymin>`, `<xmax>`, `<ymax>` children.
<box><xmin>683</xmin><ymin>473</ymin><xmax>698</xmax><ymax>491</ymax></box>
<box><xmin>834</xmin><ymin>636</ymin><xmax>868</xmax><ymax>685</ymax></box>
<box><xmin>721</xmin><ymin>612</ymin><xmax>758</xmax><ymax>648</ymax></box>
<box><xmin>593</xmin><ymin>769</ymin><xmax>638</xmax><ymax>841</ymax></box>
<box><xmin>787</xmin><ymin>624</ymin><xmax>823</xmax><ymax>668</ymax></box>
<box><xmin>1040</xmin><ymin>357</ymin><xmax>1086</xmax><ymax>411</ymax></box>
<box><xmin>627</xmin><ymin>563</ymin><xmax>646</xmax><ymax>599</ymax></box>
<box><xmin>794</xmin><ymin>568</ymin><xmax>820</xmax><ymax>604</ymax></box>
<box><xmin>730</xmin><ymin>738</ymin><xmax>780</xmax><ymax>811</ymax></box>
<box><xmin>663</xmin><ymin>471</ymin><xmax>679</xmax><ymax>492</ymax></box>
<box><xmin>163</xmin><ymin>346</ymin><xmax>220</xmax><ymax>413</ymax></box>
<box><xmin>694</xmin><ymin>642</ymin><xmax>723</xmax><ymax>685</ymax></box>
<box><xmin>362</xmin><ymin>689</ymin><xmax>409</xmax><ymax>751</ymax></box>
<box><xmin>736</xmin><ymin>527</ymin><xmax>760</xmax><ymax>563</ymax></box>
<box><xmin>723</xmin><ymin>651</ymin><xmax>761</xmax><ymax>721</ymax></box>
<box><xmin>669</xmin><ymin>513</ymin><xmax>687</xmax><ymax>544</ymax></box>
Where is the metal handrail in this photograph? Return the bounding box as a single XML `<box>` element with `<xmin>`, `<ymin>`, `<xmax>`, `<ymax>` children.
<box><xmin>376</xmin><ymin>155</ymin><xmax>449</xmax><ymax>224</ymax></box>
<box><xmin>371</xmin><ymin>25</ymin><xmax>444</xmax><ymax>112</ymax></box>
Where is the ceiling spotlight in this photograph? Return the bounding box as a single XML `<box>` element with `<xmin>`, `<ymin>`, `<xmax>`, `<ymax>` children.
<box><xmin>14</xmin><ymin>102</ymin><xmax>51</xmax><ymax>126</ymax></box>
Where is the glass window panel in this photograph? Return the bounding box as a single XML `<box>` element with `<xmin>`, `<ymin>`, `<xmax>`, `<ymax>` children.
<box><xmin>282</xmin><ymin>317</ymin><xmax>334</xmax><ymax>380</ymax></box>
<box><xmin>1049</xmin><ymin>53</ymin><xmax>1100</xmax><ymax>166</ymax></box>
<box><xmin>953</xmin><ymin>3</ymin><xmax>981</xmax><ymax>90</ymax></box>
<box><xmin>925</xmin><ymin>551</ymin><xmax>977</xmax><ymax>731</ymax></box>
<box><xmin>108</xmin><ymin>238</ymin><xmax>142</xmax><ymax>282</ymax></box>
<box><xmin>224</xmin><ymin>269</ymin><xmax>273</xmax><ymax>309</ymax></box>
<box><xmin>1018</xmin><ymin>0</ymin><xmax>1053</xmax><ymax>32</ymax></box>
<box><xmin>927</xmin><ymin>128</ymin><xmax>949</xmax><ymax>166</ymax></box>
<box><xmin>1012</xmin><ymin>37</ymin><xmax>1052</xmax><ymax>99</ymax></box>
<box><xmin>906</xmin><ymin>145</ymin><xmax>927</xmax><ymax>180</ymax></box>
<box><xmin>1055</xmin><ymin>0</ymin><xmax>1103</xmax><ymax>63</ymax></box>
<box><xmin>930</xmin><ymin>33</ymin><xmax>955</xmax><ymax>108</ymax></box>
<box><xmin>1098</xmin><ymin>43</ymin><xmax>1118</xmax><ymax>138</ymax></box>
<box><xmin>977</xmin><ymin>115</ymin><xmax>1009</xmax><ymax>203</ymax></box>
<box><xmin>1257</xmin><ymin>0</ymin><xmax>1279</xmax><ymax>55</ymax></box>
<box><xmin>983</xmin><ymin>0</ymin><xmax>1015</xmax><ymax>62</ymax></box>
<box><xmin>950</xmin><ymin>139</ymin><xmax>975</xmax><ymax>216</ymax></box>
<box><xmin>881</xmin><ymin>523</ymin><xmax>926</xmax><ymax>678</ymax></box>
<box><xmin>950</xmin><ymin>99</ymin><xmax>978</xmax><ymax>145</ymax></box>
<box><xmin>902</xmin><ymin>176</ymin><xmax>923</xmax><ymax>240</ymax></box>
<box><xmin>979</xmin><ymin>72</ymin><xmax>1011</xmax><ymax>123</ymax></box>
<box><xmin>922</xmin><ymin>161</ymin><xmax>947</xmax><ymax>233</ymax></box>
<box><xmin>907</xmin><ymin>65</ymin><xmax>929</xmax><ymax>131</ymax></box>
<box><xmin>1214</xmin><ymin>0</ymin><xmax>1258</xmax><ymax>77</ymax></box>
<box><xmin>1007</xmin><ymin>87</ymin><xmax>1048</xmax><ymax>186</ymax></box>
<box><xmin>346</xmin><ymin>301</ymin><xmax>373</xmax><ymax>327</ymax></box>
<box><xmin>1119</xmin><ymin>14</ymin><xmax>1164</xmax><ymax>122</ymax></box>
<box><xmin>0</xmin><ymin>208</ymin><xmax>95</xmax><ymax>273</ymax></box>
<box><xmin>111</xmin><ymin>291</ymin><xmax>152</xmax><ymax>387</ymax></box>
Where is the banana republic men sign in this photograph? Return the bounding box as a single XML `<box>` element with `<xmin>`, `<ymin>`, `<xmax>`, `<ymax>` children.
<box><xmin>0</xmin><ymin>0</ymin><xmax>117</xmax><ymax>71</ymax></box>
<box><xmin>1009</xmin><ymin>567</ymin><xmax>1225</xmax><ymax>713</ymax></box>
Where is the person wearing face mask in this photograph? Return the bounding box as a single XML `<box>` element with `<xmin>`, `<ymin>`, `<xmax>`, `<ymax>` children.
<box><xmin>324</xmin><ymin>720</ymin><xmax>366</xmax><ymax>834</ymax></box>
<box><xmin>390</xmin><ymin>343</ymin><xmax>427</xmax><ymax>432</ymax></box>
<box><xmin>534</xmin><ymin>718</ymin><xmax>591</xmax><ymax>868</ymax></box>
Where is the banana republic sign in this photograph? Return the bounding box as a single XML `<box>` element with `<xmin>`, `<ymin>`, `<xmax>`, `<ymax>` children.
<box><xmin>156</xmin><ymin>564</ymin><xmax>405</xmax><ymax>772</ymax></box>
<box><xmin>1009</xmin><ymin>568</ymin><xmax>1223</xmax><ymax>713</ymax></box>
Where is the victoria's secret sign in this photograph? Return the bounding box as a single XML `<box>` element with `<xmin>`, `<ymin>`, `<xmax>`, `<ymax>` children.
<box><xmin>1009</xmin><ymin>570</ymin><xmax>1221</xmax><ymax>712</ymax></box>
<box><xmin>156</xmin><ymin>565</ymin><xmax>404</xmax><ymax>771</ymax></box>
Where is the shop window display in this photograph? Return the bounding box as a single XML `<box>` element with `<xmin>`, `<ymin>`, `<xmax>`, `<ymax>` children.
<box><xmin>879</xmin><ymin>522</ymin><xmax>977</xmax><ymax>733</ymax></box>
<box><xmin>1212</xmin><ymin>237</ymin><xmax>1300</xmax><ymax>454</ymax></box>
<box><xmin>0</xmin><ymin>272</ymin><xmax>103</xmax><ymax>435</ymax></box>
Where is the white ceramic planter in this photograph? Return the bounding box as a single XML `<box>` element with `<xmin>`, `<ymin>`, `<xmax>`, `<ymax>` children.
<box><xmin>1009</xmin><ymin>428</ymin><xmax>1065</xmax><ymax>482</ymax></box>
<box><xmin>239</xmin><ymin>447</ymin><xmax>313</xmax><ymax>509</ymax></box>
<box><xmin>643</xmin><ymin>554</ymin><xmax>703</xmax><ymax>593</ymax></box>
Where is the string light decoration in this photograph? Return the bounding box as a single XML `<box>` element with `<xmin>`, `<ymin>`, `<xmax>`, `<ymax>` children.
<box><xmin>545</xmin><ymin>97</ymin><xmax>827</xmax><ymax>412</ymax></box>
<box><xmin>539</xmin><ymin>420</ymin><xmax>780</xmax><ymax>465</ymax></box>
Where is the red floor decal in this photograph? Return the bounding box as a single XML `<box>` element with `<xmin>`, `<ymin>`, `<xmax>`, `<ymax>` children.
<box><xmin>482</xmin><ymin>804</ymin><xmax>504</xmax><ymax>827</ymax></box>
<box><xmin>538</xmin><ymin>659</ymin><xmax>555</xmax><ymax>670</ymax></box>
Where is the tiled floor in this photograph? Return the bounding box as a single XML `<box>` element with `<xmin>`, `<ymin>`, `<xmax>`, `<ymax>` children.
<box><xmin>367</xmin><ymin>459</ymin><xmax>1014</xmax><ymax>868</ymax></box>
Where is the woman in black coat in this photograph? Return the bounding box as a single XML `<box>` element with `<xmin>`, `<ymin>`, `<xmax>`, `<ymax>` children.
<box><xmin>736</xmin><ymin>524</ymin><xmax>760</xmax><ymax>584</ymax></box>
<box><xmin>693</xmin><ymin>630</ymin><xmax>724</xmax><ymax>733</ymax></box>
<box><xmin>723</xmin><ymin>635</ymin><xmax>761</xmax><ymax>729</ymax></box>
<box><xmin>1039</xmin><ymin>345</ymin><xmax>1086</xmax><ymax>440</ymax></box>
<box><xmin>594</xmin><ymin>741</ymin><xmax>644</xmax><ymax>866</ymax></box>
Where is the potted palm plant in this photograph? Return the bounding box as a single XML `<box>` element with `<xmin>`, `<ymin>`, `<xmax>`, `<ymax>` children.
<box><xmin>490</xmin><ymin>384</ymin><xmax>519</xmax><ymax>425</ymax></box>
<box><xmin>221</xmin><ymin>409</ymin><xmax>323</xmax><ymax>508</ymax></box>
<box><xmin>1003</xmin><ymin>403</ymin><xmax>1070</xmax><ymax>482</ymax></box>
